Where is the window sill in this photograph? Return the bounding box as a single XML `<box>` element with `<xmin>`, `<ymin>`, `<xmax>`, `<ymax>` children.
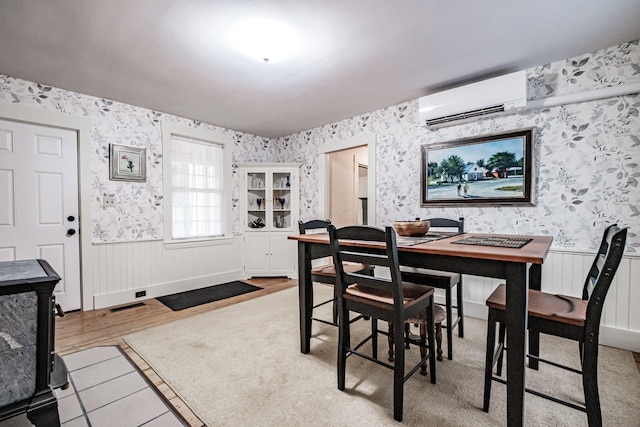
<box><xmin>164</xmin><ymin>235</ymin><xmax>236</xmax><ymax>250</ymax></box>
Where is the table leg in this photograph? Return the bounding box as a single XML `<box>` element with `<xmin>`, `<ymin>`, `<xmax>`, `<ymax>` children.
<box><xmin>528</xmin><ymin>263</ymin><xmax>541</xmax><ymax>370</ymax></box>
<box><xmin>298</xmin><ymin>241</ymin><xmax>313</xmax><ymax>354</ymax></box>
<box><xmin>505</xmin><ymin>263</ymin><xmax>528</xmax><ymax>427</ymax></box>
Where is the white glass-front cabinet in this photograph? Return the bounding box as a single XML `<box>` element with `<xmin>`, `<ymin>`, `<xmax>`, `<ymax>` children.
<box><xmin>238</xmin><ymin>163</ymin><xmax>300</xmax><ymax>278</ymax></box>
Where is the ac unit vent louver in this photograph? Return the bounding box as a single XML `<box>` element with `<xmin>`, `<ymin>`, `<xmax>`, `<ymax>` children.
<box><xmin>423</xmin><ymin>104</ymin><xmax>505</xmax><ymax>127</ymax></box>
<box><xmin>419</xmin><ymin>70</ymin><xmax>526</xmax><ymax>129</ymax></box>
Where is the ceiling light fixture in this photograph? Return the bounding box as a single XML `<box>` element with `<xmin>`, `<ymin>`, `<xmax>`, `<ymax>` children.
<box><xmin>230</xmin><ymin>18</ymin><xmax>299</xmax><ymax>64</ymax></box>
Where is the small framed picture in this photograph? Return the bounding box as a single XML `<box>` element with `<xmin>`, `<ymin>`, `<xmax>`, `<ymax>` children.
<box><xmin>109</xmin><ymin>144</ymin><xmax>146</xmax><ymax>182</ymax></box>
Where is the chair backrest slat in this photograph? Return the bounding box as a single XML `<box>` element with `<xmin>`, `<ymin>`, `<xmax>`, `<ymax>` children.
<box><xmin>340</xmin><ymin>250</ymin><xmax>390</xmax><ymax>268</ymax></box>
<box><xmin>591</xmin><ymin>253</ymin><xmax>606</xmax><ymax>281</ymax></box>
<box><xmin>345</xmin><ymin>273</ymin><xmax>393</xmax><ymax>289</ymax></box>
<box><xmin>329</xmin><ymin>225</ymin><xmax>404</xmax><ymax>303</ymax></box>
<box><xmin>582</xmin><ymin>224</ymin><xmax>627</xmax><ymax>337</ymax></box>
<box><xmin>583</xmin><ymin>224</ymin><xmax>622</xmax><ymax>299</ymax></box>
<box><xmin>424</xmin><ymin>217</ymin><xmax>465</xmax><ymax>233</ymax></box>
<box><xmin>299</xmin><ymin>219</ymin><xmax>331</xmax><ymax>234</ymax></box>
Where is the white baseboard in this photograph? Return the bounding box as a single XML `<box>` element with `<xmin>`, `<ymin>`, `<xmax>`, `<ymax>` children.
<box><xmin>599</xmin><ymin>326</ymin><xmax>640</xmax><ymax>353</ymax></box>
<box><xmin>93</xmin><ymin>269</ymin><xmax>243</xmax><ymax>309</ymax></box>
<box><xmin>461</xmin><ymin>300</ymin><xmax>489</xmax><ymax>320</ymax></box>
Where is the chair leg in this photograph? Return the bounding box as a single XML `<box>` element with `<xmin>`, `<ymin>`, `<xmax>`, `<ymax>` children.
<box><xmin>456</xmin><ymin>280</ymin><xmax>464</xmax><ymax>338</ymax></box>
<box><xmin>387</xmin><ymin>322</ymin><xmax>395</xmax><ymax>362</ymax></box>
<box><xmin>392</xmin><ymin>321</ymin><xmax>443</xmax><ymax>364</ymax></box>
<box><xmin>371</xmin><ymin>318</ymin><xmax>378</xmax><ymax>359</ymax></box>
<box><xmin>435</xmin><ymin>322</ymin><xmax>443</xmax><ymax>361</ymax></box>
<box><xmin>496</xmin><ymin>322</ymin><xmax>506</xmax><ymax>377</ymax></box>
<box><xmin>483</xmin><ymin>309</ymin><xmax>497</xmax><ymax>412</ymax></box>
<box><xmin>417</xmin><ymin>320</ymin><xmax>442</xmax><ymax>373</ymax></box>
<box><xmin>404</xmin><ymin>323</ymin><xmax>411</xmax><ymax>349</ymax></box>
<box><xmin>419</xmin><ymin>322</ymin><xmax>427</xmax><ymax>375</ymax></box>
<box><xmin>582</xmin><ymin>340</ymin><xmax>602</xmax><ymax>427</ymax></box>
<box><xmin>443</xmin><ymin>287</ymin><xmax>454</xmax><ymax>360</ymax></box>
<box><xmin>337</xmin><ymin>304</ymin><xmax>349</xmax><ymax>391</ymax></box>
<box><xmin>392</xmin><ymin>319</ymin><xmax>405</xmax><ymax>422</ymax></box>
<box><xmin>332</xmin><ymin>285</ymin><xmax>338</xmax><ymax>325</ymax></box>
<box><xmin>426</xmin><ymin>301</ymin><xmax>436</xmax><ymax>383</ymax></box>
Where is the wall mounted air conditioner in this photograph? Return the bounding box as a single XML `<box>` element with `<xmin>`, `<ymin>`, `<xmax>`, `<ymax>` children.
<box><xmin>419</xmin><ymin>70</ymin><xmax>527</xmax><ymax>129</ymax></box>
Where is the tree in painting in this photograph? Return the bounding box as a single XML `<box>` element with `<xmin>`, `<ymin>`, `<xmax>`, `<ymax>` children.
<box><xmin>486</xmin><ymin>151</ymin><xmax>517</xmax><ymax>178</ymax></box>
<box><xmin>439</xmin><ymin>155</ymin><xmax>466</xmax><ymax>182</ymax></box>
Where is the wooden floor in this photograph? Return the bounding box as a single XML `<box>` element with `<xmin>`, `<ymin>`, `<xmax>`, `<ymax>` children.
<box><xmin>56</xmin><ymin>277</ymin><xmax>640</xmax><ymax>426</ymax></box>
<box><xmin>55</xmin><ymin>277</ymin><xmax>297</xmax><ymax>427</ymax></box>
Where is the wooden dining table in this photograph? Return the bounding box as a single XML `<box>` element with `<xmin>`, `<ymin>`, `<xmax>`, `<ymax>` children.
<box><xmin>289</xmin><ymin>231</ymin><xmax>553</xmax><ymax>426</ymax></box>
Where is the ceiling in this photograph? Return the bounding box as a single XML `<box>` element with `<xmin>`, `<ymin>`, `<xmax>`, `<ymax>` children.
<box><xmin>1</xmin><ymin>1</ymin><xmax>640</xmax><ymax>138</ymax></box>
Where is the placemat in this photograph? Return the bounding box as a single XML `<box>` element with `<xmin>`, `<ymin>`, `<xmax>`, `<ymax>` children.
<box><xmin>396</xmin><ymin>231</ymin><xmax>460</xmax><ymax>246</ymax></box>
<box><xmin>451</xmin><ymin>235</ymin><xmax>532</xmax><ymax>248</ymax></box>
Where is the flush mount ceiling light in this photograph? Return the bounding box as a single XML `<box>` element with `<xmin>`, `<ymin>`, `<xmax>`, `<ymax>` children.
<box><xmin>230</xmin><ymin>18</ymin><xmax>299</xmax><ymax>64</ymax></box>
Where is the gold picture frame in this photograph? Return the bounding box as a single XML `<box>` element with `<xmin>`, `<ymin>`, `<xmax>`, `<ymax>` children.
<box><xmin>109</xmin><ymin>144</ymin><xmax>146</xmax><ymax>182</ymax></box>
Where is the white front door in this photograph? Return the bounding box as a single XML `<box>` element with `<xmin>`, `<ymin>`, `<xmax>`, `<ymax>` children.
<box><xmin>0</xmin><ymin>119</ymin><xmax>81</xmax><ymax>311</ymax></box>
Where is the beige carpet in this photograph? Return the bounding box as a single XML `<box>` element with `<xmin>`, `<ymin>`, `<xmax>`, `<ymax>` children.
<box><xmin>124</xmin><ymin>286</ymin><xmax>640</xmax><ymax>426</ymax></box>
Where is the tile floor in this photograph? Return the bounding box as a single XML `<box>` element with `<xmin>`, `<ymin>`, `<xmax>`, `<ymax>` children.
<box><xmin>1</xmin><ymin>346</ymin><xmax>186</xmax><ymax>427</ymax></box>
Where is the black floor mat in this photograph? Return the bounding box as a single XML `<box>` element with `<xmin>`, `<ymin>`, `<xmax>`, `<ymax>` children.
<box><xmin>157</xmin><ymin>281</ymin><xmax>262</xmax><ymax>311</ymax></box>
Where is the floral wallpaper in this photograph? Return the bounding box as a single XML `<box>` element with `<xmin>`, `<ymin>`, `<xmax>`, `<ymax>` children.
<box><xmin>0</xmin><ymin>76</ymin><xmax>275</xmax><ymax>242</ymax></box>
<box><xmin>0</xmin><ymin>39</ymin><xmax>638</xmax><ymax>252</ymax></box>
<box><xmin>275</xmin><ymin>40</ymin><xmax>640</xmax><ymax>252</ymax></box>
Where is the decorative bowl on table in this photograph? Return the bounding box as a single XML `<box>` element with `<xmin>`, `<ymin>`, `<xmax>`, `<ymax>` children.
<box><xmin>393</xmin><ymin>220</ymin><xmax>430</xmax><ymax>237</ymax></box>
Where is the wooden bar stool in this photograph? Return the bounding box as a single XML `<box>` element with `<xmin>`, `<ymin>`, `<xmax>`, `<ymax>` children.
<box><xmin>400</xmin><ymin>217</ymin><xmax>464</xmax><ymax>360</ymax></box>
<box><xmin>483</xmin><ymin>225</ymin><xmax>627</xmax><ymax>426</ymax></box>
<box><xmin>298</xmin><ymin>219</ymin><xmax>373</xmax><ymax>326</ymax></box>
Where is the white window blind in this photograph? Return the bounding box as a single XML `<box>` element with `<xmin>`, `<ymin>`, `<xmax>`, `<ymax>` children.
<box><xmin>170</xmin><ymin>135</ymin><xmax>224</xmax><ymax>239</ymax></box>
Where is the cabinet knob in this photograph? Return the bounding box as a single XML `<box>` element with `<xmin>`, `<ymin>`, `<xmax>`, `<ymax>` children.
<box><xmin>67</xmin><ymin>229</ymin><xmax>76</xmax><ymax>236</ymax></box>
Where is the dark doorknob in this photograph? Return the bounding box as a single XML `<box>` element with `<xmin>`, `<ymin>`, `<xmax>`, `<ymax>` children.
<box><xmin>67</xmin><ymin>215</ymin><xmax>75</xmax><ymax>222</ymax></box>
<box><xmin>67</xmin><ymin>229</ymin><xmax>76</xmax><ymax>236</ymax></box>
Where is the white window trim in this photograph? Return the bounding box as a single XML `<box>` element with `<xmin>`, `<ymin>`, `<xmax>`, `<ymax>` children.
<box><xmin>162</xmin><ymin>121</ymin><xmax>234</xmax><ymax>247</ymax></box>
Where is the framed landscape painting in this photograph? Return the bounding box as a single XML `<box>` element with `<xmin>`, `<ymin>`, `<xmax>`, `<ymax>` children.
<box><xmin>420</xmin><ymin>128</ymin><xmax>535</xmax><ymax>206</ymax></box>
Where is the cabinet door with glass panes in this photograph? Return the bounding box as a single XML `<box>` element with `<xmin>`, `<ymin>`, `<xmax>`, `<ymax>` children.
<box><xmin>239</xmin><ymin>163</ymin><xmax>299</xmax><ymax>278</ymax></box>
<box><xmin>240</xmin><ymin>164</ymin><xmax>299</xmax><ymax>233</ymax></box>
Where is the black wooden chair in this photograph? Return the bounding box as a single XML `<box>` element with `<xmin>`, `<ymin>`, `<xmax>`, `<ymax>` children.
<box><xmin>328</xmin><ymin>224</ymin><xmax>437</xmax><ymax>422</ymax></box>
<box><xmin>483</xmin><ymin>224</ymin><xmax>627</xmax><ymax>426</ymax></box>
<box><xmin>298</xmin><ymin>219</ymin><xmax>374</xmax><ymax>326</ymax></box>
<box><xmin>400</xmin><ymin>217</ymin><xmax>464</xmax><ymax>360</ymax></box>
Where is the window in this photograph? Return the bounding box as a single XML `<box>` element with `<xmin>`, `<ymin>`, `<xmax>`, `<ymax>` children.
<box><xmin>170</xmin><ymin>135</ymin><xmax>223</xmax><ymax>238</ymax></box>
<box><xmin>162</xmin><ymin>122</ymin><xmax>233</xmax><ymax>244</ymax></box>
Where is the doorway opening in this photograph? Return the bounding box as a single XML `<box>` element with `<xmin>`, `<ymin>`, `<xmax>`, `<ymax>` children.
<box><xmin>318</xmin><ymin>134</ymin><xmax>376</xmax><ymax>227</ymax></box>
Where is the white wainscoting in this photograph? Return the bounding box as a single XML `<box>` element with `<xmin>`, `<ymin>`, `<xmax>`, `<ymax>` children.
<box><xmin>460</xmin><ymin>249</ymin><xmax>640</xmax><ymax>352</ymax></box>
<box><xmin>89</xmin><ymin>236</ymin><xmax>243</xmax><ymax>309</ymax></box>
<box><xmin>86</xmin><ymin>241</ymin><xmax>639</xmax><ymax>352</ymax></box>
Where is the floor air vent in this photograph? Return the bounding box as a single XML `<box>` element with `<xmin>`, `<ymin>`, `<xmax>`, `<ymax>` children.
<box><xmin>109</xmin><ymin>302</ymin><xmax>145</xmax><ymax>313</ymax></box>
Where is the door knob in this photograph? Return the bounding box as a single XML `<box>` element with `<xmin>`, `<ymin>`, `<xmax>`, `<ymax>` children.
<box><xmin>67</xmin><ymin>229</ymin><xmax>76</xmax><ymax>236</ymax></box>
<box><xmin>67</xmin><ymin>215</ymin><xmax>75</xmax><ymax>222</ymax></box>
